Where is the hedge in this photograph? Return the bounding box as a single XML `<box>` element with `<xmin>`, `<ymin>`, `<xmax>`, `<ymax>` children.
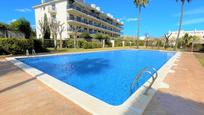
<box><xmin>33</xmin><ymin>39</ymin><xmax>48</xmax><ymax>52</ymax></box>
<box><xmin>0</xmin><ymin>38</ymin><xmax>33</xmax><ymax>54</ymax></box>
<box><xmin>82</xmin><ymin>41</ymin><xmax>102</xmax><ymax>49</ymax></box>
<box><xmin>65</xmin><ymin>39</ymin><xmax>102</xmax><ymax>49</ymax></box>
<box><xmin>0</xmin><ymin>38</ymin><xmax>47</xmax><ymax>55</ymax></box>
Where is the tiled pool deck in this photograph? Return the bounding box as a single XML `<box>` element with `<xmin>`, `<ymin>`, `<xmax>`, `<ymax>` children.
<box><xmin>0</xmin><ymin>59</ymin><xmax>90</xmax><ymax>115</ymax></box>
<box><xmin>0</xmin><ymin>52</ymin><xmax>204</xmax><ymax>115</ymax></box>
<box><xmin>144</xmin><ymin>52</ymin><xmax>204</xmax><ymax>115</ymax></box>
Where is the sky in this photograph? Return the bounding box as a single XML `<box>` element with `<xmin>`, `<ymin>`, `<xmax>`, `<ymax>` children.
<box><xmin>0</xmin><ymin>0</ymin><xmax>204</xmax><ymax>37</ymax></box>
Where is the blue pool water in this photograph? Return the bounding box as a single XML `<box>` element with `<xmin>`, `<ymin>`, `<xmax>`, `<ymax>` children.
<box><xmin>18</xmin><ymin>50</ymin><xmax>175</xmax><ymax>105</ymax></box>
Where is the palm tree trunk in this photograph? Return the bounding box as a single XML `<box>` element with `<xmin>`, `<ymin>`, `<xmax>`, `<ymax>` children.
<box><xmin>136</xmin><ymin>6</ymin><xmax>141</xmax><ymax>49</ymax></box>
<box><xmin>174</xmin><ymin>1</ymin><xmax>184</xmax><ymax>51</ymax></box>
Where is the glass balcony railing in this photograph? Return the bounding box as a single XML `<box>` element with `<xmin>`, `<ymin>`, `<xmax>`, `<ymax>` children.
<box><xmin>67</xmin><ymin>4</ymin><xmax>122</xmax><ymax>29</ymax></box>
<box><xmin>68</xmin><ymin>27</ymin><xmax>106</xmax><ymax>35</ymax></box>
<box><xmin>67</xmin><ymin>17</ymin><xmax>121</xmax><ymax>34</ymax></box>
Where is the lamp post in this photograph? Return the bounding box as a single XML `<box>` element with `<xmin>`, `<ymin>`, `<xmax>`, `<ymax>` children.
<box><xmin>145</xmin><ymin>33</ymin><xmax>149</xmax><ymax>48</ymax></box>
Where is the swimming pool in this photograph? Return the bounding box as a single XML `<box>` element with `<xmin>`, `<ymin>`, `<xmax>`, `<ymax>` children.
<box><xmin>17</xmin><ymin>50</ymin><xmax>175</xmax><ymax>106</ymax></box>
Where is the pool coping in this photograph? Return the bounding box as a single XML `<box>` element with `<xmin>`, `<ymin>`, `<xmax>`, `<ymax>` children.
<box><xmin>6</xmin><ymin>50</ymin><xmax>180</xmax><ymax>115</ymax></box>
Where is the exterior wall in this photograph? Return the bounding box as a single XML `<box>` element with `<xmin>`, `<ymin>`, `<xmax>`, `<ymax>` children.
<box><xmin>35</xmin><ymin>5</ymin><xmax>52</xmax><ymax>39</ymax></box>
<box><xmin>33</xmin><ymin>0</ymin><xmax>123</xmax><ymax>40</ymax></box>
<box><xmin>35</xmin><ymin>1</ymin><xmax>69</xmax><ymax>40</ymax></box>
<box><xmin>35</xmin><ymin>7</ymin><xmax>44</xmax><ymax>39</ymax></box>
<box><xmin>0</xmin><ymin>29</ymin><xmax>25</xmax><ymax>38</ymax></box>
<box><xmin>55</xmin><ymin>1</ymin><xmax>68</xmax><ymax>39</ymax></box>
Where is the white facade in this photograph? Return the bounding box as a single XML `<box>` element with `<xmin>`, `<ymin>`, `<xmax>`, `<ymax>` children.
<box><xmin>168</xmin><ymin>30</ymin><xmax>204</xmax><ymax>40</ymax></box>
<box><xmin>33</xmin><ymin>0</ymin><xmax>123</xmax><ymax>40</ymax></box>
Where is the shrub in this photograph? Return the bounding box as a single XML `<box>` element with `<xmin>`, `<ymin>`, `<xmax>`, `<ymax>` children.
<box><xmin>65</xmin><ymin>38</ymin><xmax>102</xmax><ymax>49</ymax></box>
<box><xmin>33</xmin><ymin>39</ymin><xmax>47</xmax><ymax>52</ymax></box>
<box><xmin>92</xmin><ymin>42</ymin><xmax>102</xmax><ymax>48</ymax></box>
<box><xmin>0</xmin><ymin>38</ymin><xmax>33</xmax><ymax>54</ymax></box>
<box><xmin>44</xmin><ymin>39</ymin><xmax>54</xmax><ymax>48</ymax></box>
<box><xmin>80</xmin><ymin>32</ymin><xmax>91</xmax><ymax>39</ymax></box>
<box><xmin>82</xmin><ymin>41</ymin><xmax>102</xmax><ymax>49</ymax></box>
<box><xmin>138</xmin><ymin>40</ymin><xmax>145</xmax><ymax>46</ymax></box>
<box><xmin>0</xmin><ymin>45</ymin><xmax>5</xmax><ymax>55</ymax></box>
<box><xmin>78</xmin><ymin>39</ymin><xmax>87</xmax><ymax>48</ymax></box>
<box><xmin>65</xmin><ymin>39</ymin><xmax>74</xmax><ymax>48</ymax></box>
<box><xmin>114</xmin><ymin>39</ymin><xmax>122</xmax><ymax>47</ymax></box>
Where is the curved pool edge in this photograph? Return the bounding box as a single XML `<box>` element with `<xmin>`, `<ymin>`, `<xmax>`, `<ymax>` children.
<box><xmin>6</xmin><ymin>50</ymin><xmax>181</xmax><ymax>115</ymax></box>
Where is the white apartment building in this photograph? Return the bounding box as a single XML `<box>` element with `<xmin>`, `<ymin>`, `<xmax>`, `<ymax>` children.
<box><xmin>33</xmin><ymin>0</ymin><xmax>123</xmax><ymax>39</ymax></box>
<box><xmin>168</xmin><ymin>30</ymin><xmax>204</xmax><ymax>40</ymax></box>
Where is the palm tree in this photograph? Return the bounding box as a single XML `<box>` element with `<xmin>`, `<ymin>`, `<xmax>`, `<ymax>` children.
<box><xmin>134</xmin><ymin>0</ymin><xmax>149</xmax><ymax>49</ymax></box>
<box><xmin>174</xmin><ymin>0</ymin><xmax>191</xmax><ymax>50</ymax></box>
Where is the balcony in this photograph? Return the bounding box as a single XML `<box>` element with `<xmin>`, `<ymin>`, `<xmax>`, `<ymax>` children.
<box><xmin>67</xmin><ymin>5</ymin><xmax>123</xmax><ymax>30</ymax></box>
<box><xmin>67</xmin><ymin>17</ymin><xmax>121</xmax><ymax>35</ymax></box>
<box><xmin>48</xmin><ymin>7</ymin><xmax>56</xmax><ymax>14</ymax></box>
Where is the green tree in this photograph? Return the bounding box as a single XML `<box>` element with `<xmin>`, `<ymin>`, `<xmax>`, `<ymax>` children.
<box><xmin>43</xmin><ymin>15</ymin><xmax>51</xmax><ymax>40</ymax></box>
<box><xmin>80</xmin><ymin>32</ymin><xmax>91</xmax><ymax>39</ymax></box>
<box><xmin>92</xmin><ymin>33</ymin><xmax>104</xmax><ymax>41</ymax></box>
<box><xmin>0</xmin><ymin>22</ymin><xmax>9</xmax><ymax>30</ymax></box>
<box><xmin>10</xmin><ymin>18</ymin><xmax>32</xmax><ymax>39</ymax></box>
<box><xmin>174</xmin><ymin>0</ymin><xmax>191</xmax><ymax>50</ymax></box>
<box><xmin>38</xmin><ymin>14</ymin><xmax>50</xmax><ymax>46</ymax></box>
<box><xmin>134</xmin><ymin>0</ymin><xmax>149</xmax><ymax>48</ymax></box>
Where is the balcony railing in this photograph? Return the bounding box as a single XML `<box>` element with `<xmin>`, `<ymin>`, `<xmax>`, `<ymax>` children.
<box><xmin>48</xmin><ymin>7</ymin><xmax>56</xmax><ymax>14</ymax></box>
<box><xmin>67</xmin><ymin>4</ymin><xmax>122</xmax><ymax>29</ymax></box>
<box><xmin>67</xmin><ymin>17</ymin><xmax>121</xmax><ymax>34</ymax></box>
<box><xmin>67</xmin><ymin>28</ymin><xmax>98</xmax><ymax>34</ymax></box>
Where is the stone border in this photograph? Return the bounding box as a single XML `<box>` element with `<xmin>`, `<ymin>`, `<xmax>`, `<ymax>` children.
<box><xmin>6</xmin><ymin>50</ymin><xmax>180</xmax><ymax>115</ymax></box>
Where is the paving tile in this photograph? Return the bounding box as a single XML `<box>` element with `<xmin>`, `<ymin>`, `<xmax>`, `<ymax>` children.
<box><xmin>144</xmin><ymin>53</ymin><xmax>204</xmax><ymax>115</ymax></box>
<box><xmin>0</xmin><ymin>60</ymin><xmax>90</xmax><ymax>115</ymax></box>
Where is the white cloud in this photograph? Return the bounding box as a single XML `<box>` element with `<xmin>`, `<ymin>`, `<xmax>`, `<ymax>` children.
<box><xmin>120</xmin><ymin>17</ymin><xmax>138</xmax><ymax>22</ymax></box>
<box><xmin>174</xmin><ymin>7</ymin><xmax>204</xmax><ymax>17</ymax></box>
<box><xmin>15</xmin><ymin>8</ymin><xmax>32</xmax><ymax>12</ymax></box>
<box><xmin>8</xmin><ymin>19</ymin><xmax>17</xmax><ymax>23</ymax></box>
<box><xmin>127</xmin><ymin>18</ymin><xmax>138</xmax><ymax>22</ymax></box>
<box><xmin>11</xmin><ymin>19</ymin><xmax>17</xmax><ymax>22</ymax></box>
<box><xmin>183</xmin><ymin>18</ymin><xmax>204</xmax><ymax>26</ymax></box>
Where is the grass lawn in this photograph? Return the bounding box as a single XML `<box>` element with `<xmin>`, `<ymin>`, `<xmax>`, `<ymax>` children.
<box><xmin>0</xmin><ymin>46</ymin><xmax>175</xmax><ymax>58</ymax></box>
<box><xmin>47</xmin><ymin>46</ymin><xmax>175</xmax><ymax>54</ymax></box>
<box><xmin>194</xmin><ymin>53</ymin><xmax>204</xmax><ymax>67</ymax></box>
<box><xmin>47</xmin><ymin>47</ymin><xmax>134</xmax><ymax>54</ymax></box>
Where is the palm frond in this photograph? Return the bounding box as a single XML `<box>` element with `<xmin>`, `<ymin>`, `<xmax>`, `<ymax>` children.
<box><xmin>176</xmin><ymin>0</ymin><xmax>192</xmax><ymax>3</ymax></box>
<box><xmin>134</xmin><ymin>0</ymin><xmax>149</xmax><ymax>8</ymax></box>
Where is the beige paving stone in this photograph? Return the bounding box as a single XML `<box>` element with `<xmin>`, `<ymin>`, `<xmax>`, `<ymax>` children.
<box><xmin>144</xmin><ymin>53</ymin><xmax>204</xmax><ymax>115</ymax></box>
<box><xmin>0</xmin><ymin>60</ymin><xmax>90</xmax><ymax>115</ymax></box>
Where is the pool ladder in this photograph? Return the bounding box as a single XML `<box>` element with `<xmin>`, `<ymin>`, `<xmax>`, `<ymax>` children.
<box><xmin>130</xmin><ymin>67</ymin><xmax>158</xmax><ymax>95</ymax></box>
<box><xmin>26</xmin><ymin>49</ymin><xmax>36</xmax><ymax>56</ymax></box>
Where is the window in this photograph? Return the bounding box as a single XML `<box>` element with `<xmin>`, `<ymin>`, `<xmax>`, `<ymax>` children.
<box><xmin>76</xmin><ymin>16</ymin><xmax>81</xmax><ymax>22</ymax></box>
<box><xmin>69</xmin><ymin>14</ymin><xmax>74</xmax><ymax>20</ymax></box>
<box><xmin>52</xmin><ymin>4</ymin><xmax>56</xmax><ymax>10</ymax></box>
<box><xmin>89</xmin><ymin>20</ymin><xmax>93</xmax><ymax>25</ymax></box>
<box><xmin>84</xmin><ymin>19</ymin><xmax>88</xmax><ymax>24</ymax></box>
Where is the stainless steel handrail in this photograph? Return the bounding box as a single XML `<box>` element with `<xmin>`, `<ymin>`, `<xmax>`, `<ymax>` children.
<box><xmin>130</xmin><ymin>67</ymin><xmax>158</xmax><ymax>95</ymax></box>
<box><xmin>32</xmin><ymin>49</ymin><xmax>36</xmax><ymax>56</ymax></box>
